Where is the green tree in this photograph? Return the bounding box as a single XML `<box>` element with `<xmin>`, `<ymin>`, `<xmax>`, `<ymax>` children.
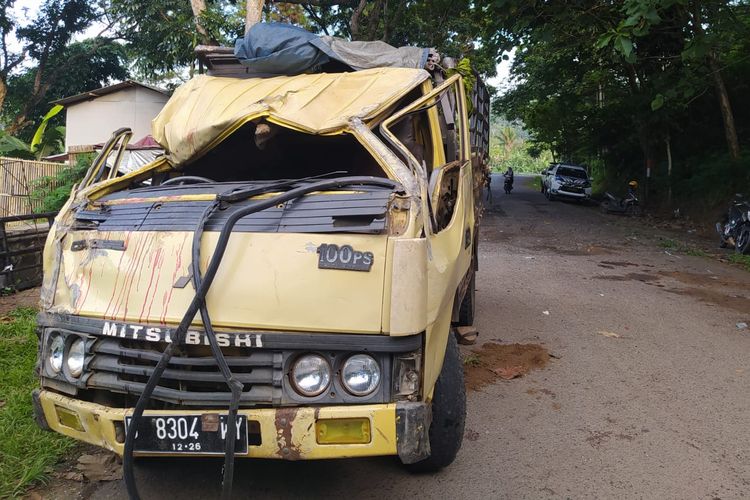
<box><xmin>490</xmin><ymin>0</ymin><xmax>749</xmax><ymax>211</ymax></box>
<box><xmin>4</xmin><ymin>0</ymin><xmax>111</xmax><ymax>135</ymax></box>
<box><xmin>109</xmin><ymin>1</ymin><xmax>505</xmax><ymax>80</ymax></box>
<box><xmin>0</xmin><ymin>0</ymin><xmax>25</xmax><ymax>114</ymax></box>
<box><xmin>2</xmin><ymin>39</ymin><xmax>129</xmax><ymax>143</ymax></box>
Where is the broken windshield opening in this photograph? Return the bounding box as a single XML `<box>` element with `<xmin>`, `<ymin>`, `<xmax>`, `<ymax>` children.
<box><xmin>171</xmin><ymin>121</ymin><xmax>387</xmax><ymax>183</ymax></box>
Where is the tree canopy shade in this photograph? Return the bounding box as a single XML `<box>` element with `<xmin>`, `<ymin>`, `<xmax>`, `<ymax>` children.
<box><xmin>493</xmin><ymin>0</ymin><xmax>749</xmax><ymax>210</ymax></box>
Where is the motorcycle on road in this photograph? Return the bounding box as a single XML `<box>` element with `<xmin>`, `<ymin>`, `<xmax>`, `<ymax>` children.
<box><xmin>716</xmin><ymin>195</ymin><xmax>750</xmax><ymax>254</ymax></box>
<box><xmin>503</xmin><ymin>173</ymin><xmax>513</xmax><ymax>194</ymax></box>
<box><xmin>601</xmin><ymin>181</ymin><xmax>640</xmax><ymax>216</ymax></box>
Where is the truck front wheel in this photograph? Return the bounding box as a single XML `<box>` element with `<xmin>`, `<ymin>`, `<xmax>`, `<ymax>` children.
<box><xmin>457</xmin><ymin>272</ymin><xmax>476</xmax><ymax>327</ymax></box>
<box><xmin>404</xmin><ymin>333</ymin><xmax>466</xmax><ymax>473</ymax></box>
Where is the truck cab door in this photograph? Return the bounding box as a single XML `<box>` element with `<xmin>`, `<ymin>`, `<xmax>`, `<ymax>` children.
<box><xmin>380</xmin><ymin>75</ymin><xmax>473</xmax><ymax>321</ymax></box>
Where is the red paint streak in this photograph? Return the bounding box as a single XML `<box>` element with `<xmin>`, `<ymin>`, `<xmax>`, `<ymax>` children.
<box><xmin>138</xmin><ymin>247</ymin><xmax>163</xmax><ymax>322</ymax></box>
<box><xmin>108</xmin><ymin>233</ymin><xmax>139</xmax><ymax>319</ymax></box>
<box><xmin>104</xmin><ymin>232</ymin><xmax>131</xmax><ymax>318</ymax></box>
<box><xmin>77</xmin><ymin>229</ymin><xmax>109</xmax><ymax>312</ymax></box>
<box><xmin>121</xmin><ymin>233</ymin><xmax>153</xmax><ymax>321</ymax></box>
<box><xmin>144</xmin><ymin>248</ymin><xmax>165</xmax><ymax>321</ymax></box>
<box><xmin>111</xmin><ymin>232</ymin><xmax>148</xmax><ymax>320</ymax></box>
<box><xmin>161</xmin><ymin>232</ymin><xmax>190</xmax><ymax>325</ymax></box>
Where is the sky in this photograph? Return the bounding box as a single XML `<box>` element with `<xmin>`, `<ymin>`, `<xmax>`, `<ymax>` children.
<box><xmin>487</xmin><ymin>48</ymin><xmax>516</xmax><ymax>95</ymax></box>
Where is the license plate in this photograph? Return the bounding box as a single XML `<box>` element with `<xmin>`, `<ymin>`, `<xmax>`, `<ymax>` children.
<box><xmin>125</xmin><ymin>415</ymin><xmax>248</xmax><ymax>455</ymax></box>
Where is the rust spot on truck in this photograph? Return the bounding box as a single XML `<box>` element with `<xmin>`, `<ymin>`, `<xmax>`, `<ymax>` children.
<box><xmin>274</xmin><ymin>408</ymin><xmax>301</xmax><ymax>460</ymax></box>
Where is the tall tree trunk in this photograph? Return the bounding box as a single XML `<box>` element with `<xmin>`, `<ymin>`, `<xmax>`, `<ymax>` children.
<box><xmin>190</xmin><ymin>0</ymin><xmax>214</xmax><ymax>45</ymax></box>
<box><xmin>707</xmin><ymin>51</ymin><xmax>740</xmax><ymax>161</ymax></box>
<box><xmin>349</xmin><ymin>0</ymin><xmax>367</xmax><ymax>40</ymax></box>
<box><xmin>246</xmin><ymin>0</ymin><xmax>265</xmax><ymax>33</ymax></box>
<box><xmin>637</xmin><ymin>125</ymin><xmax>655</xmax><ymax>207</ymax></box>
<box><xmin>691</xmin><ymin>1</ymin><xmax>740</xmax><ymax>161</ymax></box>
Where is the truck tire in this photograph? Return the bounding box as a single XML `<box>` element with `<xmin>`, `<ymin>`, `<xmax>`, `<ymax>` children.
<box><xmin>457</xmin><ymin>272</ymin><xmax>475</xmax><ymax>327</ymax></box>
<box><xmin>405</xmin><ymin>333</ymin><xmax>466</xmax><ymax>473</ymax></box>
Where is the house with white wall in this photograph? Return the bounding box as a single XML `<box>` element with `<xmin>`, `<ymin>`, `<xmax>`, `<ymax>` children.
<box><xmin>53</xmin><ymin>80</ymin><xmax>170</xmax><ymax>152</ymax></box>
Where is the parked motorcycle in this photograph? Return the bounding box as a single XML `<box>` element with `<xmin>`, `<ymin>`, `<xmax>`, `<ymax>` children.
<box><xmin>503</xmin><ymin>173</ymin><xmax>514</xmax><ymax>194</ymax></box>
<box><xmin>600</xmin><ymin>180</ymin><xmax>640</xmax><ymax>216</ymax></box>
<box><xmin>716</xmin><ymin>195</ymin><xmax>750</xmax><ymax>254</ymax></box>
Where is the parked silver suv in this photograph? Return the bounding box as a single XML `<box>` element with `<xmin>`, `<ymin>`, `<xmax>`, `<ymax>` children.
<box><xmin>541</xmin><ymin>163</ymin><xmax>592</xmax><ymax>201</ymax></box>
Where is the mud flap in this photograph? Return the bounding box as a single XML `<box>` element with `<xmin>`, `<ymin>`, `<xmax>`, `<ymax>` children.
<box><xmin>31</xmin><ymin>389</ymin><xmax>51</xmax><ymax>431</ymax></box>
<box><xmin>396</xmin><ymin>401</ymin><xmax>432</xmax><ymax>464</ymax></box>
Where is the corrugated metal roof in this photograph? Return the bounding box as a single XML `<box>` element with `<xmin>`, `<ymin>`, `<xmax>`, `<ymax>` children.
<box><xmin>52</xmin><ymin>80</ymin><xmax>170</xmax><ymax>106</ymax></box>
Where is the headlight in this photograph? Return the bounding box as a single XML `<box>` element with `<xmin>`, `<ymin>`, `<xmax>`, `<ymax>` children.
<box><xmin>290</xmin><ymin>354</ymin><xmax>331</xmax><ymax>397</ymax></box>
<box><xmin>67</xmin><ymin>338</ymin><xmax>85</xmax><ymax>378</ymax></box>
<box><xmin>341</xmin><ymin>354</ymin><xmax>380</xmax><ymax>396</ymax></box>
<box><xmin>48</xmin><ymin>334</ymin><xmax>64</xmax><ymax>373</ymax></box>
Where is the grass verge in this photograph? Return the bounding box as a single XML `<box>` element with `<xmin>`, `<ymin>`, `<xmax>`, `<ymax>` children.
<box><xmin>0</xmin><ymin>307</ymin><xmax>74</xmax><ymax>498</ymax></box>
<box><xmin>658</xmin><ymin>238</ymin><xmax>708</xmax><ymax>257</ymax></box>
<box><xmin>729</xmin><ymin>254</ymin><xmax>750</xmax><ymax>272</ymax></box>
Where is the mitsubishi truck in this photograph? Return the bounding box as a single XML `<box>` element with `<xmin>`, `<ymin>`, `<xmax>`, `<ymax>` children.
<box><xmin>32</xmin><ymin>24</ymin><xmax>490</xmax><ymax>492</ymax></box>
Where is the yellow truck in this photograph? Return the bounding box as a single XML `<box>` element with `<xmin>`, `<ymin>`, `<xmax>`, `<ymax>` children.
<box><xmin>32</xmin><ymin>27</ymin><xmax>490</xmax><ymax>492</ymax></box>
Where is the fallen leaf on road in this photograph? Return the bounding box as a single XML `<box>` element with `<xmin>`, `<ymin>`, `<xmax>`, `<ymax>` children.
<box><xmin>76</xmin><ymin>453</ymin><xmax>122</xmax><ymax>482</ymax></box>
<box><xmin>597</xmin><ymin>330</ymin><xmax>620</xmax><ymax>338</ymax></box>
<box><xmin>492</xmin><ymin>365</ymin><xmax>526</xmax><ymax>379</ymax></box>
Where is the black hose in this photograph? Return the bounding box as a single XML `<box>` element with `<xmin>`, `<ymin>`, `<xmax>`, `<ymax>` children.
<box><xmin>122</xmin><ymin>176</ymin><xmax>400</xmax><ymax>500</ymax></box>
<box><xmin>190</xmin><ymin>200</ymin><xmax>243</xmax><ymax>500</ymax></box>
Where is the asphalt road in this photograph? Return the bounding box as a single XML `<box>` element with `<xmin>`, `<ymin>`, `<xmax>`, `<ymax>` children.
<box><xmin>53</xmin><ymin>174</ymin><xmax>750</xmax><ymax>499</ymax></box>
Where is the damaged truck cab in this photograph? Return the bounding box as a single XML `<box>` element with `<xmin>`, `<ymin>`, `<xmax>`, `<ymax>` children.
<box><xmin>33</xmin><ymin>50</ymin><xmax>490</xmax><ymax>473</ymax></box>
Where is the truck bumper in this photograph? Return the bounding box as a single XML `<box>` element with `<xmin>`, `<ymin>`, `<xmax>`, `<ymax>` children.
<box><xmin>33</xmin><ymin>390</ymin><xmax>429</xmax><ymax>461</ymax></box>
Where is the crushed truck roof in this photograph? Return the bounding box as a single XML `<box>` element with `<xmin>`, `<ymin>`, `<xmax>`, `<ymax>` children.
<box><xmin>151</xmin><ymin>67</ymin><xmax>429</xmax><ymax>166</ymax></box>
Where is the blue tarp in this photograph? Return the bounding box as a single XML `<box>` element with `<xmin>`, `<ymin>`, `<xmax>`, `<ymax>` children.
<box><xmin>234</xmin><ymin>22</ymin><xmax>429</xmax><ymax>76</ymax></box>
<box><xmin>234</xmin><ymin>23</ymin><xmax>345</xmax><ymax>75</ymax></box>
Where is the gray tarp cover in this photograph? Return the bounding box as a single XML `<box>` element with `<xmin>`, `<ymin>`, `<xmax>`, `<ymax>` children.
<box><xmin>234</xmin><ymin>22</ymin><xmax>429</xmax><ymax>75</ymax></box>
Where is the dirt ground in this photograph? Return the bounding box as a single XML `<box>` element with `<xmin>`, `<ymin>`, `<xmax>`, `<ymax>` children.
<box><xmin>23</xmin><ymin>174</ymin><xmax>750</xmax><ymax>499</ymax></box>
<box><xmin>0</xmin><ymin>287</ymin><xmax>40</xmax><ymax>316</ymax></box>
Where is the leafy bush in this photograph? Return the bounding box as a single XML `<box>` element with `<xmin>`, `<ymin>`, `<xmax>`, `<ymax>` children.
<box><xmin>29</xmin><ymin>153</ymin><xmax>93</xmax><ymax>213</ymax></box>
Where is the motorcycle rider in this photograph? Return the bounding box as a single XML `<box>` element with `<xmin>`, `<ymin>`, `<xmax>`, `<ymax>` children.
<box><xmin>624</xmin><ymin>180</ymin><xmax>638</xmax><ymax>206</ymax></box>
<box><xmin>503</xmin><ymin>166</ymin><xmax>514</xmax><ymax>194</ymax></box>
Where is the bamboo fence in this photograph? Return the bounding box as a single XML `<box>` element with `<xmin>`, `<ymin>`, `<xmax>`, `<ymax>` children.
<box><xmin>0</xmin><ymin>156</ymin><xmax>66</xmax><ymax>220</ymax></box>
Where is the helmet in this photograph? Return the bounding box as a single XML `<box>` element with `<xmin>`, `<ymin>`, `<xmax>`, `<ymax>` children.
<box><xmin>628</xmin><ymin>180</ymin><xmax>638</xmax><ymax>188</ymax></box>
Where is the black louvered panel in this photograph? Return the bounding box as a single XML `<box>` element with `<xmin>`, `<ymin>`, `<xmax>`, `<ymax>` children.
<box><xmin>75</xmin><ymin>189</ymin><xmax>391</xmax><ymax>234</ymax></box>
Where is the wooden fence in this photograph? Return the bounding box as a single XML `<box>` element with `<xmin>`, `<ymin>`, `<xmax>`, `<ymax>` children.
<box><xmin>0</xmin><ymin>157</ymin><xmax>66</xmax><ymax>218</ymax></box>
<box><xmin>0</xmin><ymin>212</ymin><xmax>57</xmax><ymax>290</ymax></box>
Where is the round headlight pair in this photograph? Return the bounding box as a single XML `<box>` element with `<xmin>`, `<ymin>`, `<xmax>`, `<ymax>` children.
<box><xmin>290</xmin><ymin>353</ymin><xmax>380</xmax><ymax>397</ymax></box>
<box><xmin>47</xmin><ymin>334</ymin><xmax>85</xmax><ymax>378</ymax></box>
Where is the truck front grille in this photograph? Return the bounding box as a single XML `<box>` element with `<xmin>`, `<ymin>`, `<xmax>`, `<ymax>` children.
<box><xmin>88</xmin><ymin>338</ymin><xmax>284</xmax><ymax>407</ymax></box>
